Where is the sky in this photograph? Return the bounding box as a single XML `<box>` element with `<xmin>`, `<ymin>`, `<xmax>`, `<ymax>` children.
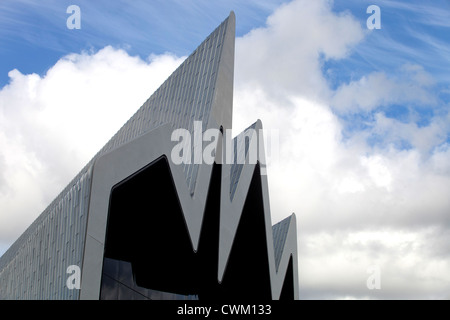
<box><xmin>0</xmin><ymin>0</ymin><xmax>449</xmax><ymax>299</ymax></box>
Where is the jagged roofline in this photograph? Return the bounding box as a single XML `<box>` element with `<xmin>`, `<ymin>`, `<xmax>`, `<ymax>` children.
<box><xmin>80</xmin><ymin>12</ymin><xmax>235</xmax><ymax>298</ymax></box>
<box><xmin>218</xmin><ymin>120</ymin><xmax>299</xmax><ymax>299</ymax></box>
<box><xmin>80</xmin><ymin>123</ymin><xmax>298</xmax><ymax>299</ymax></box>
<box><xmin>80</xmin><ymin>12</ymin><xmax>298</xmax><ymax>300</ymax></box>
<box><xmin>0</xmin><ymin>12</ymin><xmax>235</xmax><ymax>280</ymax></box>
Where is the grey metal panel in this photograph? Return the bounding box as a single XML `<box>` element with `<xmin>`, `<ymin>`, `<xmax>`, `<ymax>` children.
<box><xmin>272</xmin><ymin>215</ymin><xmax>292</xmax><ymax>271</ymax></box>
<box><xmin>0</xmin><ymin>168</ymin><xmax>92</xmax><ymax>299</ymax></box>
<box><xmin>229</xmin><ymin>122</ymin><xmax>258</xmax><ymax>200</ymax></box>
<box><xmin>218</xmin><ymin>119</ymin><xmax>299</xmax><ymax>299</ymax></box>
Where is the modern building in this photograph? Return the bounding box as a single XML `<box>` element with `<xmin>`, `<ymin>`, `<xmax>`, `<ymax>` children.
<box><xmin>0</xmin><ymin>12</ymin><xmax>298</xmax><ymax>300</ymax></box>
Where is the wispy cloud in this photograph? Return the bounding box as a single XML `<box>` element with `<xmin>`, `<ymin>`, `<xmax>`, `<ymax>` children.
<box><xmin>378</xmin><ymin>0</ymin><xmax>450</xmax><ymax>28</ymax></box>
<box><xmin>0</xmin><ymin>0</ymin><xmax>290</xmax><ymax>57</ymax></box>
<box><xmin>331</xmin><ymin>64</ymin><xmax>438</xmax><ymax>114</ymax></box>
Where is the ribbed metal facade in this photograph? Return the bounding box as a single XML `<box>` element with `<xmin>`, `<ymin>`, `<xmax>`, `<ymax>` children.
<box><xmin>272</xmin><ymin>216</ymin><xmax>292</xmax><ymax>271</ymax></box>
<box><xmin>229</xmin><ymin>122</ymin><xmax>258</xmax><ymax>200</ymax></box>
<box><xmin>0</xmin><ymin>169</ymin><xmax>92</xmax><ymax>299</ymax></box>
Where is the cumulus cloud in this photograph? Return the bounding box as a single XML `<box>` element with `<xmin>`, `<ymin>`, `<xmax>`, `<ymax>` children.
<box><xmin>234</xmin><ymin>81</ymin><xmax>450</xmax><ymax>300</ymax></box>
<box><xmin>232</xmin><ymin>0</ymin><xmax>450</xmax><ymax>299</ymax></box>
<box><xmin>0</xmin><ymin>47</ymin><xmax>184</xmax><ymax>245</ymax></box>
<box><xmin>235</xmin><ymin>0</ymin><xmax>364</xmax><ymax>100</ymax></box>
<box><xmin>332</xmin><ymin>64</ymin><xmax>437</xmax><ymax>114</ymax></box>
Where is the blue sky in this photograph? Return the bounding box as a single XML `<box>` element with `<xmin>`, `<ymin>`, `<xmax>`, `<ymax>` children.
<box><xmin>0</xmin><ymin>0</ymin><xmax>286</xmax><ymax>86</ymax></box>
<box><xmin>1</xmin><ymin>0</ymin><xmax>450</xmax><ymax>299</ymax></box>
<box><xmin>1</xmin><ymin>1</ymin><xmax>449</xmax><ymax>94</ymax></box>
<box><xmin>2</xmin><ymin>0</ymin><xmax>448</xmax><ymax>133</ymax></box>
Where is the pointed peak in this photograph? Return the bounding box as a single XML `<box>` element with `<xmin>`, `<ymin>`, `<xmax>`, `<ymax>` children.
<box><xmin>272</xmin><ymin>216</ymin><xmax>293</xmax><ymax>270</ymax></box>
<box><xmin>228</xmin><ymin>10</ymin><xmax>236</xmax><ymax>23</ymax></box>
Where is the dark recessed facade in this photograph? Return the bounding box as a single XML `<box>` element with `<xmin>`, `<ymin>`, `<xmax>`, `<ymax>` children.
<box><xmin>0</xmin><ymin>12</ymin><xmax>298</xmax><ymax>300</ymax></box>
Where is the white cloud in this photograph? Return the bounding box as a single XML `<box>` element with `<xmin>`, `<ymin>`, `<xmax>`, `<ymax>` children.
<box><xmin>0</xmin><ymin>46</ymin><xmax>184</xmax><ymax>245</ymax></box>
<box><xmin>299</xmin><ymin>227</ymin><xmax>450</xmax><ymax>299</ymax></box>
<box><xmin>235</xmin><ymin>0</ymin><xmax>364</xmax><ymax>100</ymax></box>
<box><xmin>332</xmin><ymin>64</ymin><xmax>437</xmax><ymax>114</ymax></box>
<box><xmin>232</xmin><ymin>0</ymin><xmax>450</xmax><ymax>299</ymax></box>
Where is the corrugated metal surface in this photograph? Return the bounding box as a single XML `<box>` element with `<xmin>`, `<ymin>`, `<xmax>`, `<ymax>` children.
<box><xmin>0</xmin><ymin>168</ymin><xmax>92</xmax><ymax>299</ymax></box>
<box><xmin>272</xmin><ymin>215</ymin><xmax>292</xmax><ymax>271</ymax></box>
<box><xmin>229</xmin><ymin>122</ymin><xmax>258</xmax><ymax>200</ymax></box>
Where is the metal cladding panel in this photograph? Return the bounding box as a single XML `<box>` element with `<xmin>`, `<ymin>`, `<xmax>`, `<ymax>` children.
<box><xmin>272</xmin><ymin>216</ymin><xmax>292</xmax><ymax>271</ymax></box>
<box><xmin>0</xmin><ymin>169</ymin><xmax>92</xmax><ymax>299</ymax></box>
<box><xmin>229</xmin><ymin>122</ymin><xmax>258</xmax><ymax>200</ymax></box>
